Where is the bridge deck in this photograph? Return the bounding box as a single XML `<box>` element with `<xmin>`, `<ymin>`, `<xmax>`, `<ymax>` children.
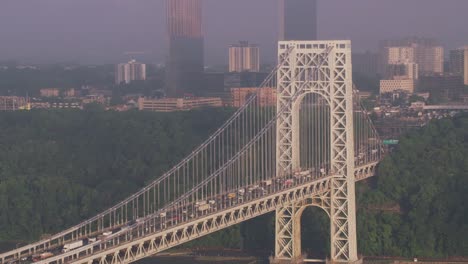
<box><xmin>0</xmin><ymin>162</ymin><xmax>378</xmax><ymax>264</ymax></box>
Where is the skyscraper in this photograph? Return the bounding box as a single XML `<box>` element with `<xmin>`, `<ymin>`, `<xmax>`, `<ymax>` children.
<box><xmin>229</xmin><ymin>41</ymin><xmax>260</xmax><ymax>73</ymax></box>
<box><xmin>279</xmin><ymin>0</ymin><xmax>318</xmax><ymax>41</ymax></box>
<box><xmin>166</xmin><ymin>0</ymin><xmax>204</xmax><ymax>97</ymax></box>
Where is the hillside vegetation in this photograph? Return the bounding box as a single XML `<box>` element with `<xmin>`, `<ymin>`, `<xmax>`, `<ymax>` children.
<box><xmin>0</xmin><ymin>110</ymin><xmax>467</xmax><ymax>257</ymax></box>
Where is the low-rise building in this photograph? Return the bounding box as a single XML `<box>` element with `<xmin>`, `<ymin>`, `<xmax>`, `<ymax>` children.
<box><xmin>0</xmin><ymin>96</ymin><xmax>29</xmax><ymax>111</ymax></box>
<box><xmin>230</xmin><ymin>87</ymin><xmax>277</xmax><ymax>107</ymax></box>
<box><xmin>380</xmin><ymin>79</ymin><xmax>415</xmax><ymax>94</ymax></box>
<box><xmin>138</xmin><ymin>97</ymin><xmax>222</xmax><ymax>112</ymax></box>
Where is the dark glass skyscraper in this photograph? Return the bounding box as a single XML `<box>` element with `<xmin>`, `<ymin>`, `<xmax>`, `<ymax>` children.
<box><xmin>279</xmin><ymin>0</ymin><xmax>318</xmax><ymax>41</ymax></box>
<box><xmin>166</xmin><ymin>0</ymin><xmax>204</xmax><ymax>97</ymax></box>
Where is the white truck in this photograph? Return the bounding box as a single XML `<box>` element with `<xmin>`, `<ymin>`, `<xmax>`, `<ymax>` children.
<box><xmin>62</xmin><ymin>240</ymin><xmax>84</xmax><ymax>253</ymax></box>
<box><xmin>198</xmin><ymin>204</ymin><xmax>211</xmax><ymax>212</ymax></box>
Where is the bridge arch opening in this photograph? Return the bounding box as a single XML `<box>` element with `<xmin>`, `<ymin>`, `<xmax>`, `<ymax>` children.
<box><xmin>298</xmin><ymin>206</ymin><xmax>330</xmax><ymax>260</ymax></box>
<box><xmin>293</xmin><ymin>92</ymin><xmax>331</xmax><ymax>177</ymax></box>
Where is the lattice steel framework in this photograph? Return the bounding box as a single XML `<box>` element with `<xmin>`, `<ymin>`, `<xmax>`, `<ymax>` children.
<box><xmin>275</xmin><ymin>41</ymin><xmax>358</xmax><ymax>263</ymax></box>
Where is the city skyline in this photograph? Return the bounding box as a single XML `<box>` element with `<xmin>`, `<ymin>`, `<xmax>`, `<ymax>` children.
<box><xmin>0</xmin><ymin>0</ymin><xmax>468</xmax><ymax>64</ymax></box>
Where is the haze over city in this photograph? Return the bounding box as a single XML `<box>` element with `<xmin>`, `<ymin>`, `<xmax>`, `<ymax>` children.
<box><xmin>1</xmin><ymin>0</ymin><xmax>468</xmax><ymax>64</ymax></box>
<box><xmin>2</xmin><ymin>0</ymin><xmax>468</xmax><ymax>263</ymax></box>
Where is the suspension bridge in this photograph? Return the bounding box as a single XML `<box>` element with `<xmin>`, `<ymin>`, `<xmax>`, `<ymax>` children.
<box><xmin>0</xmin><ymin>40</ymin><xmax>383</xmax><ymax>264</ymax></box>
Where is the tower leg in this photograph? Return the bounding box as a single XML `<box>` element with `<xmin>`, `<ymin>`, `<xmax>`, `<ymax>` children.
<box><xmin>274</xmin><ymin>205</ymin><xmax>303</xmax><ymax>262</ymax></box>
<box><xmin>329</xmin><ymin>177</ymin><xmax>358</xmax><ymax>263</ymax></box>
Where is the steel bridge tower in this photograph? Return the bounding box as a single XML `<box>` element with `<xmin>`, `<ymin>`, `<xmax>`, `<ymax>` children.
<box><xmin>275</xmin><ymin>41</ymin><xmax>358</xmax><ymax>263</ymax></box>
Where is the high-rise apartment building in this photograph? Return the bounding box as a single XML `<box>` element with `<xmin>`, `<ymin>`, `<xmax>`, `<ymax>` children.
<box><xmin>416</xmin><ymin>46</ymin><xmax>444</xmax><ymax>74</ymax></box>
<box><xmin>449</xmin><ymin>47</ymin><xmax>468</xmax><ymax>85</ymax></box>
<box><xmin>229</xmin><ymin>41</ymin><xmax>260</xmax><ymax>73</ymax></box>
<box><xmin>386</xmin><ymin>47</ymin><xmax>415</xmax><ymax>64</ymax></box>
<box><xmin>279</xmin><ymin>0</ymin><xmax>318</xmax><ymax>41</ymax></box>
<box><xmin>450</xmin><ymin>49</ymin><xmax>464</xmax><ymax>75</ymax></box>
<box><xmin>115</xmin><ymin>60</ymin><xmax>146</xmax><ymax>84</ymax></box>
<box><xmin>166</xmin><ymin>0</ymin><xmax>204</xmax><ymax>97</ymax></box>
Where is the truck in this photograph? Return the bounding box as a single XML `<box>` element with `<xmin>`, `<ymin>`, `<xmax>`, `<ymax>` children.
<box><xmin>227</xmin><ymin>192</ymin><xmax>237</xmax><ymax>199</ymax></box>
<box><xmin>62</xmin><ymin>240</ymin><xmax>84</xmax><ymax>253</ymax></box>
<box><xmin>198</xmin><ymin>204</ymin><xmax>211</xmax><ymax>212</ymax></box>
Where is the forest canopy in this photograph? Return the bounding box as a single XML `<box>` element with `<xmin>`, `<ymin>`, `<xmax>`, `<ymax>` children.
<box><xmin>0</xmin><ymin>109</ymin><xmax>468</xmax><ymax>258</ymax></box>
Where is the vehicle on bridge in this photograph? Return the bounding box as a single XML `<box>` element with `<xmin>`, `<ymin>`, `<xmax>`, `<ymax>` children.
<box><xmin>32</xmin><ymin>252</ymin><xmax>54</xmax><ymax>262</ymax></box>
<box><xmin>62</xmin><ymin>241</ymin><xmax>83</xmax><ymax>253</ymax></box>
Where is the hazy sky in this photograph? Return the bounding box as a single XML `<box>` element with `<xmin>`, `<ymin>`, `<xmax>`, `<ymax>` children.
<box><xmin>1</xmin><ymin>0</ymin><xmax>467</xmax><ymax>65</ymax></box>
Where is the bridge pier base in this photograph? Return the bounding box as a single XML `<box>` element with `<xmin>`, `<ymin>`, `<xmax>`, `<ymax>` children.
<box><xmin>269</xmin><ymin>255</ymin><xmax>307</xmax><ymax>264</ymax></box>
<box><xmin>326</xmin><ymin>258</ymin><xmax>363</xmax><ymax>264</ymax></box>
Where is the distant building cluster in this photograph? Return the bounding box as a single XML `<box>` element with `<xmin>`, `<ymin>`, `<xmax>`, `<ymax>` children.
<box><xmin>115</xmin><ymin>60</ymin><xmax>146</xmax><ymax>85</ymax></box>
<box><xmin>163</xmin><ymin>0</ymin><xmax>319</xmax><ymax>98</ymax></box>
<box><xmin>378</xmin><ymin>37</ymin><xmax>453</xmax><ymax>97</ymax></box>
<box><xmin>380</xmin><ymin>37</ymin><xmax>444</xmax><ymax>75</ymax></box>
<box><xmin>5</xmin><ymin>0</ymin><xmax>468</xmax><ymax>116</ymax></box>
